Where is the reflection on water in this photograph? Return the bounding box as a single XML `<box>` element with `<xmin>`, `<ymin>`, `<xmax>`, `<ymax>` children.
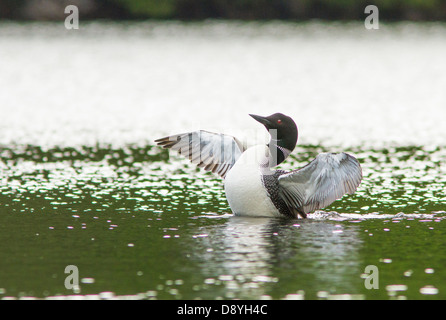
<box><xmin>0</xmin><ymin>142</ymin><xmax>445</xmax><ymax>299</ymax></box>
<box><xmin>0</xmin><ymin>141</ymin><xmax>445</xmax><ymax>299</ymax></box>
<box><xmin>187</xmin><ymin>216</ymin><xmax>362</xmax><ymax>299</ymax></box>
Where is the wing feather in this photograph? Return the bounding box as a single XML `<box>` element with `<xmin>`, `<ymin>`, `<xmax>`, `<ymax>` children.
<box><xmin>155</xmin><ymin>130</ymin><xmax>246</xmax><ymax>178</ymax></box>
<box><xmin>278</xmin><ymin>152</ymin><xmax>362</xmax><ymax>215</ymax></box>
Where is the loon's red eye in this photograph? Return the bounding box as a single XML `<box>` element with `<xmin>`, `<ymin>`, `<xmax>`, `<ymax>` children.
<box><xmin>277</xmin><ymin>119</ymin><xmax>282</xmax><ymax>124</ymax></box>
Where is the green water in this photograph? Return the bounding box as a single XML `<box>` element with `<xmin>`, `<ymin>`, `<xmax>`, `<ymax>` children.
<box><xmin>0</xmin><ymin>144</ymin><xmax>445</xmax><ymax>300</ymax></box>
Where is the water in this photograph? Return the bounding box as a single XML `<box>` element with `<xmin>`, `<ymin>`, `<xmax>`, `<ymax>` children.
<box><xmin>0</xmin><ymin>21</ymin><xmax>445</xmax><ymax>300</ymax></box>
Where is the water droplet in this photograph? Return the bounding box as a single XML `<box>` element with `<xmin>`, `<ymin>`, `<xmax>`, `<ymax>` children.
<box><xmin>380</xmin><ymin>258</ymin><xmax>392</xmax><ymax>264</ymax></box>
<box><xmin>403</xmin><ymin>270</ymin><xmax>413</xmax><ymax>277</ymax></box>
<box><xmin>419</xmin><ymin>286</ymin><xmax>438</xmax><ymax>295</ymax></box>
<box><xmin>386</xmin><ymin>284</ymin><xmax>407</xmax><ymax>292</ymax></box>
<box><xmin>81</xmin><ymin>278</ymin><xmax>95</xmax><ymax>284</ymax></box>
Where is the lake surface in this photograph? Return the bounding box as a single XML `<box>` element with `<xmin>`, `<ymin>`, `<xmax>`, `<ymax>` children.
<box><xmin>0</xmin><ymin>21</ymin><xmax>445</xmax><ymax>300</ymax></box>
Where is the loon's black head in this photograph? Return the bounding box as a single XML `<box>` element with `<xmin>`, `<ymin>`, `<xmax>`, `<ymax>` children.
<box><xmin>249</xmin><ymin>113</ymin><xmax>298</xmax><ymax>166</ymax></box>
<box><xmin>249</xmin><ymin>113</ymin><xmax>298</xmax><ymax>151</ymax></box>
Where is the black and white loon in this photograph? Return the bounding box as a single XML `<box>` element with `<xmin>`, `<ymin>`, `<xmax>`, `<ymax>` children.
<box><xmin>155</xmin><ymin>113</ymin><xmax>362</xmax><ymax>219</ymax></box>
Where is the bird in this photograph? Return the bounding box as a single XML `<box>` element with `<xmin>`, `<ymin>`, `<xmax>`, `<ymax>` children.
<box><xmin>155</xmin><ymin>113</ymin><xmax>362</xmax><ymax>219</ymax></box>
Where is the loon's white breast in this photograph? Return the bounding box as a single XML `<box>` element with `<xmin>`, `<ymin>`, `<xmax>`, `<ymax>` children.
<box><xmin>224</xmin><ymin>145</ymin><xmax>280</xmax><ymax>217</ymax></box>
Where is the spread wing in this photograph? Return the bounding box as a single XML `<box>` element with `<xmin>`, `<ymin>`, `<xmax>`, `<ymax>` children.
<box><xmin>278</xmin><ymin>152</ymin><xmax>362</xmax><ymax>216</ymax></box>
<box><xmin>155</xmin><ymin>130</ymin><xmax>246</xmax><ymax>178</ymax></box>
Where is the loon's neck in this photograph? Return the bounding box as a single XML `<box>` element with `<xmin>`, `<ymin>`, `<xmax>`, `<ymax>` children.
<box><xmin>266</xmin><ymin>139</ymin><xmax>293</xmax><ymax>167</ymax></box>
<box><xmin>266</xmin><ymin>125</ymin><xmax>298</xmax><ymax>167</ymax></box>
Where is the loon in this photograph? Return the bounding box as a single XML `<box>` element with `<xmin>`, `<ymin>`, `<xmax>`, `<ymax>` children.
<box><xmin>155</xmin><ymin>113</ymin><xmax>362</xmax><ymax>218</ymax></box>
